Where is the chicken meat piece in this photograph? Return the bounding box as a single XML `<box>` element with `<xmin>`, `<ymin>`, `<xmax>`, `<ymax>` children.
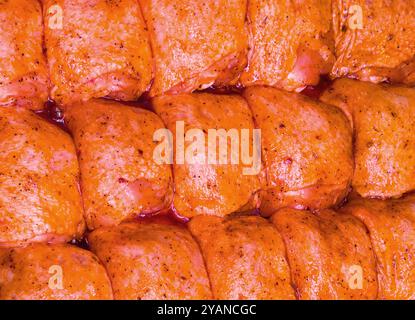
<box><xmin>43</xmin><ymin>0</ymin><xmax>152</xmax><ymax>105</ymax></box>
<box><xmin>153</xmin><ymin>93</ymin><xmax>261</xmax><ymax>218</ymax></box>
<box><xmin>341</xmin><ymin>195</ymin><xmax>415</xmax><ymax>300</ymax></box>
<box><xmin>243</xmin><ymin>86</ymin><xmax>353</xmax><ymax>216</ymax></box>
<box><xmin>0</xmin><ymin>243</ymin><xmax>112</xmax><ymax>300</ymax></box>
<box><xmin>321</xmin><ymin>78</ymin><xmax>415</xmax><ymax>199</ymax></box>
<box><xmin>240</xmin><ymin>0</ymin><xmax>334</xmax><ymax>91</ymax></box>
<box><xmin>65</xmin><ymin>99</ymin><xmax>173</xmax><ymax>229</ymax></box>
<box><xmin>189</xmin><ymin>215</ymin><xmax>295</xmax><ymax>300</ymax></box>
<box><xmin>331</xmin><ymin>0</ymin><xmax>415</xmax><ymax>84</ymax></box>
<box><xmin>139</xmin><ymin>0</ymin><xmax>248</xmax><ymax>97</ymax></box>
<box><xmin>0</xmin><ymin>0</ymin><xmax>49</xmax><ymax>110</ymax></box>
<box><xmin>88</xmin><ymin>218</ymin><xmax>212</xmax><ymax>300</ymax></box>
<box><xmin>0</xmin><ymin>107</ymin><xmax>85</xmax><ymax>246</ymax></box>
<box><xmin>271</xmin><ymin>208</ymin><xmax>378</xmax><ymax>300</ymax></box>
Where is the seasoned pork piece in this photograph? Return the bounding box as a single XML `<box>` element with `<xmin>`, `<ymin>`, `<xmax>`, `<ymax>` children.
<box><xmin>240</xmin><ymin>0</ymin><xmax>334</xmax><ymax>91</ymax></box>
<box><xmin>0</xmin><ymin>0</ymin><xmax>49</xmax><ymax>109</ymax></box>
<box><xmin>0</xmin><ymin>243</ymin><xmax>112</xmax><ymax>300</ymax></box>
<box><xmin>43</xmin><ymin>0</ymin><xmax>152</xmax><ymax>105</ymax></box>
<box><xmin>139</xmin><ymin>0</ymin><xmax>248</xmax><ymax>97</ymax></box>
<box><xmin>244</xmin><ymin>86</ymin><xmax>353</xmax><ymax>216</ymax></box>
<box><xmin>321</xmin><ymin>78</ymin><xmax>415</xmax><ymax>199</ymax></box>
<box><xmin>189</xmin><ymin>215</ymin><xmax>295</xmax><ymax>300</ymax></box>
<box><xmin>331</xmin><ymin>0</ymin><xmax>415</xmax><ymax>84</ymax></box>
<box><xmin>271</xmin><ymin>208</ymin><xmax>378</xmax><ymax>300</ymax></box>
<box><xmin>65</xmin><ymin>99</ymin><xmax>173</xmax><ymax>229</ymax></box>
<box><xmin>341</xmin><ymin>196</ymin><xmax>415</xmax><ymax>300</ymax></box>
<box><xmin>153</xmin><ymin>93</ymin><xmax>261</xmax><ymax>218</ymax></box>
<box><xmin>88</xmin><ymin>219</ymin><xmax>212</xmax><ymax>300</ymax></box>
<box><xmin>0</xmin><ymin>107</ymin><xmax>84</xmax><ymax>246</ymax></box>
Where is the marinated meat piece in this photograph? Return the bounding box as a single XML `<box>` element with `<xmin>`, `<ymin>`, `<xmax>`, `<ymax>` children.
<box><xmin>341</xmin><ymin>196</ymin><xmax>415</xmax><ymax>300</ymax></box>
<box><xmin>139</xmin><ymin>0</ymin><xmax>248</xmax><ymax>97</ymax></box>
<box><xmin>0</xmin><ymin>243</ymin><xmax>112</xmax><ymax>300</ymax></box>
<box><xmin>240</xmin><ymin>0</ymin><xmax>334</xmax><ymax>91</ymax></box>
<box><xmin>321</xmin><ymin>78</ymin><xmax>415</xmax><ymax>199</ymax></box>
<box><xmin>189</xmin><ymin>215</ymin><xmax>295</xmax><ymax>300</ymax></box>
<box><xmin>153</xmin><ymin>93</ymin><xmax>261</xmax><ymax>218</ymax></box>
<box><xmin>88</xmin><ymin>219</ymin><xmax>212</xmax><ymax>300</ymax></box>
<box><xmin>331</xmin><ymin>0</ymin><xmax>415</xmax><ymax>84</ymax></box>
<box><xmin>271</xmin><ymin>208</ymin><xmax>378</xmax><ymax>300</ymax></box>
<box><xmin>65</xmin><ymin>99</ymin><xmax>173</xmax><ymax>229</ymax></box>
<box><xmin>0</xmin><ymin>0</ymin><xmax>49</xmax><ymax>109</ymax></box>
<box><xmin>243</xmin><ymin>86</ymin><xmax>353</xmax><ymax>216</ymax></box>
<box><xmin>43</xmin><ymin>0</ymin><xmax>152</xmax><ymax>105</ymax></box>
<box><xmin>0</xmin><ymin>107</ymin><xmax>84</xmax><ymax>246</ymax></box>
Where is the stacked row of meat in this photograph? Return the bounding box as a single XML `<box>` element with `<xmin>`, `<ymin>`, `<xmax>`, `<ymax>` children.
<box><xmin>1</xmin><ymin>0</ymin><xmax>414</xmax><ymax>109</ymax></box>
<box><xmin>1</xmin><ymin>193</ymin><xmax>415</xmax><ymax>299</ymax></box>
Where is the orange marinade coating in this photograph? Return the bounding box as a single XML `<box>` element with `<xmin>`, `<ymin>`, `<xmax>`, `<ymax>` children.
<box><xmin>88</xmin><ymin>219</ymin><xmax>212</xmax><ymax>300</ymax></box>
<box><xmin>0</xmin><ymin>0</ymin><xmax>49</xmax><ymax>110</ymax></box>
<box><xmin>331</xmin><ymin>0</ymin><xmax>415</xmax><ymax>84</ymax></box>
<box><xmin>139</xmin><ymin>0</ymin><xmax>248</xmax><ymax>97</ymax></box>
<box><xmin>0</xmin><ymin>107</ymin><xmax>84</xmax><ymax>246</ymax></box>
<box><xmin>341</xmin><ymin>196</ymin><xmax>415</xmax><ymax>300</ymax></box>
<box><xmin>153</xmin><ymin>93</ymin><xmax>261</xmax><ymax>218</ymax></box>
<box><xmin>320</xmin><ymin>78</ymin><xmax>415</xmax><ymax>199</ymax></box>
<box><xmin>0</xmin><ymin>243</ymin><xmax>113</xmax><ymax>300</ymax></box>
<box><xmin>189</xmin><ymin>215</ymin><xmax>295</xmax><ymax>300</ymax></box>
<box><xmin>240</xmin><ymin>0</ymin><xmax>334</xmax><ymax>91</ymax></box>
<box><xmin>43</xmin><ymin>0</ymin><xmax>152</xmax><ymax>105</ymax></box>
<box><xmin>65</xmin><ymin>99</ymin><xmax>173</xmax><ymax>230</ymax></box>
<box><xmin>271</xmin><ymin>208</ymin><xmax>378</xmax><ymax>300</ymax></box>
<box><xmin>243</xmin><ymin>86</ymin><xmax>353</xmax><ymax>216</ymax></box>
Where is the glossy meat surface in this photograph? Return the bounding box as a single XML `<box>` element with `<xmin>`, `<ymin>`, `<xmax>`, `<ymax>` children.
<box><xmin>189</xmin><ymin>215</ymin><xmax>295</xmax><ymax>300</ymax></box>
<box><xmin>0</xmin><ymin>0</ymin><xmax>49</xmax><ymax>109</ymax></box>
<box><xmin>240</xmin><ymin>0</ymin><xmax>334</xmax><ymax>91</ymax></box>
<box><xmin>0</xmin><ymin>107</ymin><xmax>84</xmax><ymax>246</ymax></box>
<box><xmin>153</xmin><ymin>93</ymin><xmax>260</xmax><ymax>218</ymax></box>
<box><xmin>65</xmin><ymin>99</ymin><xmax>173</xmax><ymax>229</ymax></box>
<box><xmin>271</xmin><ymin>208</ymin><xmax>378</xmax><ymax>300</ymax></box>
<box><xmin>88</xmin><ymin>219</ymin><xmax>212</xmax><ymax>299</ymax></box>
<box><xmin>244</xmin><ymin>86</ymin><xmax>353</xmax><ymax>216</ymax></box>
<box><xmin>0</xmin><ymin>243</ymin><xmax>112</xmax><ymax>300</ymax></box>
<box><xmin>43</xmin><ymin>0</ymin><xmax>152</xmax><ymax>105</ymax></box>
<box><xmin>321</xmin><ymin>78</ymin><xmax>415</xmax><ymax>199</ymax></box>
<box><xmin>341</xmin><ymin>196</ymin><xmax>415</xmax><ymax>300</ymax></box>
<box><xmin>139</xmin><ymin>0</ymin><xmax>248</xmax><ymax>97</ymax></box>
<box><xmin>331</xmin><ymin>0</ymin><xmax>415</xmax><ymax>84</ymax></box>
